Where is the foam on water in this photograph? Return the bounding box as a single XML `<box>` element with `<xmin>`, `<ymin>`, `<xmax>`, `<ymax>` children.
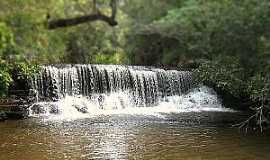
<box><xmin>28</xmin><ymin>86</ymin><xmax>234</xmax><ymax>120</ymax></box>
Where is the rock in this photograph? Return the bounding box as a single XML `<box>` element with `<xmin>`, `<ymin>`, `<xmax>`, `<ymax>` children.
<box><xmin>74</xmin><ymin>105</ymin><xmax>88</xmax><ymax>113</ymax></box>
<box><xmin>49</xmin><ymin>104</ymin><xmax>60</xmax><ymax>114</ymax></box>
<box><xmin>30</xmin><ymin>104</ymin><xmax>46</xmax><ymax>114</ymax></box>
<box><xmin>98</xmin><ymin>95</ymin><xmax>105</xmax><ymax>109</ymax></box>
<box><xmin>7</xmin><ymin>105</ymin><xmax>29</xmax><ymax>119</ymax></box>
<box><xmin>0</xmin><ymin>111</ymin><xmax>8</xmax><ymax>121</ymax></box>
<box><xmin>5</xmin><ymin>111</ymin><xmax>25</xmax><ymax>119</ymax></box>
<box><xmin>189</xmin><ymin>99</ymin><xmax>196</xmax><ymax>103</ymax></box>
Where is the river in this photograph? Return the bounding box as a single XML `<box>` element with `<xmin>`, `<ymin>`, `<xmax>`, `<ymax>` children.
<box><xmin>1</xmin><ymin>112</ymin><xmax>270</xmax><ymax>160</ymax></box>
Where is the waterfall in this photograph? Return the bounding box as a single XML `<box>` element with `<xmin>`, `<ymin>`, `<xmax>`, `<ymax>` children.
<box><xmin>28</xmin><ymin>65</ymin><xmax>231</xmax><ymax>119</ymax></box>
<box><xmin>31</xmin><ymin>65</ymin><xmax>194</xmax><ymax>105</ymax></box>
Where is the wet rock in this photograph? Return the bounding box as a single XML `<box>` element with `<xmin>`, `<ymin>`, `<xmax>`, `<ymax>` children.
<box><xmin>30</xmin><ymin>104</ymin><xmax>46</xmax><ymax>114</ymax></box>
<box><xmin>7</xmin><ymin>105</ymin><xmax>29</xmax><ymax>119</ymax></box>
<box><xmin>74</xmin><ymin>105</ymin><xmax>88</xmax><ymax>113</ymax></box>
<box><xmin>0</xmin><ymin>111</ymin><xmax>7</xmax><ymax>121</ymax></box>
<box><xmin>5</xmin><ymin>111</ymin><xmax>25</xmax><ymax>119</ymax></box>
<box><xmin>189</xmin><ymin>99</ymin><xmax>196</xmax><ymax>103</ymax></box>
<box><xmin>204</xmin><ymin>99</ymin><xmax>209</xmax><ymax>105</ymax></box>
<box><xmin>98</xmin><ymin>95</ymin><xmax>105</xmax><ymax>109</ymax></box>
<box><xmin>49</xmin><ymin>104</ymin><xmax>60</xmax><ymax>114</ymax></box>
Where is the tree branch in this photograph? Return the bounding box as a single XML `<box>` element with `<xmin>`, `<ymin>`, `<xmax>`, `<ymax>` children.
<box><xmin>48</xmin><ymin>0</ymin><xmax>118</xmax><ymax>29</ymax></box>
<box><xmin>110</xmin><ymin>0</ymin><xmax>117</xmax><ymax>19</ymax></box>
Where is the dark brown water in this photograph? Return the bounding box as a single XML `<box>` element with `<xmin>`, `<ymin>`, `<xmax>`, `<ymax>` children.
<box><xmin>1</xmin><ymin>112</ymin><xmax>270</xmax><ymax>160</ymax></box>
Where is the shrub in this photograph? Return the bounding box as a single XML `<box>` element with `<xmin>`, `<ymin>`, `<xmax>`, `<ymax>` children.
<box><xmin>195</xmin><ymin>56</ymin><xmax>246</xmax><ymax>98</ymax></box>
<box><xmin>0</xmin><ymin>62</ymin><xmax>12</xmax><ymax>97</ymax></box>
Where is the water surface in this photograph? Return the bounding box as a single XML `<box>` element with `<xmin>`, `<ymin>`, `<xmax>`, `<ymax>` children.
<box><xmin>1</xmin><ymin>112</ymin><xmax>270</xmax><ymax>160</ymax></box>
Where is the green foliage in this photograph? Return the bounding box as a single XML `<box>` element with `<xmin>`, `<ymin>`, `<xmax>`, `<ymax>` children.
<box><xmin>0</xmin><ymin>61</ymin><xmax>40</xmax><ymax>98</ymax></box>
<box><xmin>195</xmin><ymin>56</ymin><xmax>246</xmax><ymax>98</ymax></box>
<box><xmin>0</xmin><ymin>62</ymin><xmax>12</xmax><ymax>97</ymax></box>
<box><xmin>11</xmin><ymin>62</ymin><xmax>40</xmax><ymax>79</ymax></box>
<box><xmin>94</xmin><ymin>51</ymin><xmax>124</xmax><ymax>64</ymax></box>
<box><xmin>121</xmin><ymin>0</ymin><xmax>183</xmax><ymax>25</ymax></box>
<box><xmin>247</xmin><ymin>73</ymin><xmax>270</xmax><ymax>103</ymax></box>
<box><xmin>5</xmin><ymin>11</ymin><xmax>66</xmax><ymax>63</ymax></box>
<box><xmin>129</xmin><ymin>0</ymin><xmax>270</xmax><ymax>67</ymax></box>
<box><xmin>64</xmin><ymin>24</ymin><xmax>125</xmax><ymax>64</ymax></box>
<box><xmin>0</xmin><ymin>22</ymin><xmax>17</xmax><ymax>60</ymax></box>
<box><xmin>0</xmin><ymin>0</ymin><xmax>128</xmax><ymax>64</ymax></box>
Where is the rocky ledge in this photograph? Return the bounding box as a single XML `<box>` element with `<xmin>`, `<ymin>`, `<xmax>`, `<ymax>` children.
<box><xmin>0</xmin><ymin>99</ymin><xmax>29</xmax><ymax>121</ymax></box>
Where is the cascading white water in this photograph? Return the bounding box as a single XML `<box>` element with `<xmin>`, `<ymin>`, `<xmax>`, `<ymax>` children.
<box><xmin>29</xmin><ymin>65</ymin><xmax>232</xmax><ymax>120</ymax></box>
<box><xmin>31</xmin><ymin>65</ymin><xmax>193</xmax><ymax>104</ymax></box>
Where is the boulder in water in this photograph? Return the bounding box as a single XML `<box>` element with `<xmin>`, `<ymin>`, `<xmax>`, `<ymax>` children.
<box><xmin>30</xmin><ymin>104</ymin><xmax>46</xmax><ymax>114</ymax></box>
<box><xmin>74</xmin><ymin>105</ymin><xmax>88</xmax><ymax>113</ymax></box>
<box><xmin>189</xmin><ymin>99</ymin><xmax>196</xmax><ymax>103</ymax></box>
<box><xmin>49</xmin><ymin>104</ymin><xmax>60</xmax><ymax>114</ymax></box>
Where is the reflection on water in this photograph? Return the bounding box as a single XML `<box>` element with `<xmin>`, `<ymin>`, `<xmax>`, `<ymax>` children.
<box><xmin>1</xmin><ymin>112</ymin><xmax>270</xmax><ymax>160</ymax></box>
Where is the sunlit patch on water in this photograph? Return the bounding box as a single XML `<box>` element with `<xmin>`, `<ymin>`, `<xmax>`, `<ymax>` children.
<box><xmin>29</xmin><ymin>86</ymin><xmax>235</xmax><ymax>121</ymax></box>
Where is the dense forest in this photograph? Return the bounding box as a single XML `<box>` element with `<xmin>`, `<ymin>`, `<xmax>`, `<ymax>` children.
<box><xmin>0</xmin><ymin>0</ymin><xmax>269</xmax><ymax>130</ymax></box>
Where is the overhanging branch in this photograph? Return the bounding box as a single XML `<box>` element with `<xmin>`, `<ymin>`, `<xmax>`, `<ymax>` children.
<box><xmin>48</xmin><ymin>0</ymin><xmax>118</xmax><ymax>29</ymax></box>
